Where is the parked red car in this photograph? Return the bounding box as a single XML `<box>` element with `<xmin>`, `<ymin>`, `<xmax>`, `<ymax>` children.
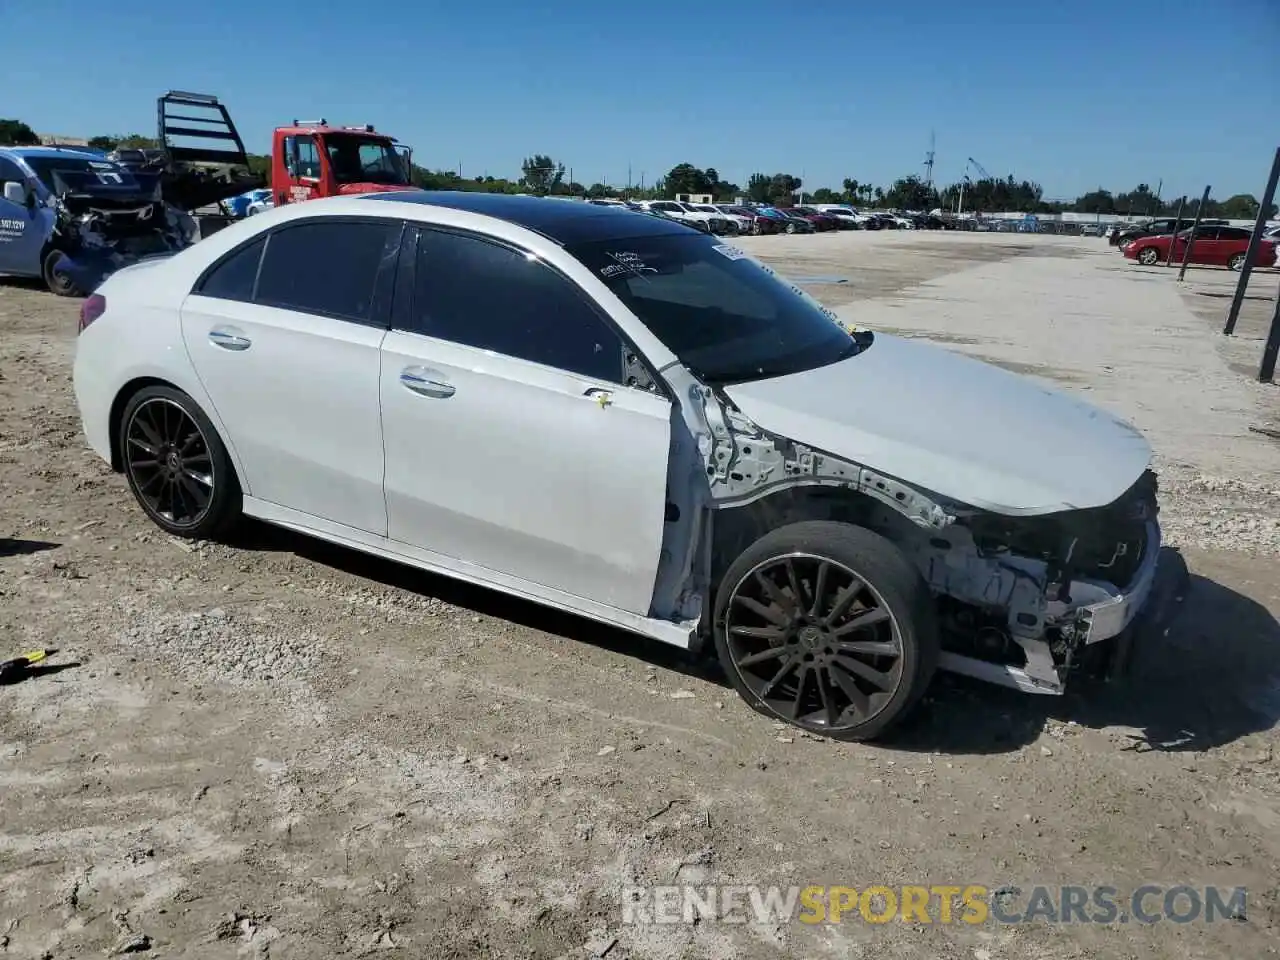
<box><xmin>788</xmin><ymin>206</ymin><xmax>841</xmax><ymax>232</ymax></box>
<box><xmin>1124</xmin><ymin>225</ymin><xmax>1277</xmax><ymax>271</ymax></box>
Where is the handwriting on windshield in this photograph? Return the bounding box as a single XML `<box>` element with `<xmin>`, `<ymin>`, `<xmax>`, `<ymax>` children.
<box><xmin>600</xmin><ymin>252</ymin><xmax>658</xmax><ymax>280</ymax></box>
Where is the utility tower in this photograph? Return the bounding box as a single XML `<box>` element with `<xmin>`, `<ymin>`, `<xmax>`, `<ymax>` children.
<box><xmin>923</xmin><ymin>130</ymin><xmax>936</xmax><ymax>188</ymax></box>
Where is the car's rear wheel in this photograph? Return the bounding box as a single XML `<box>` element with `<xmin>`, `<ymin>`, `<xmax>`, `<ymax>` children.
<box><xmin>785</xmin><ymin>222</ymin><xmax>797</xmax><ymax>234</ymax></box>
<box><xmin>713</xmin><ymin>521</ymin><xmax>939</xmax><ymax>742</ymax></box>
<box><xmin>42</xmin><ymin>248</ymin><xmax>83</xmax><ymax>297</ymax></box>
<box><xmin>119</xmin><ymin>385</ymin><xmax>242</xmax><ymax>540</ymax></box>
<box><xmin>1137</xmin><ymin>246</ymin><xmax>1161</xmax><ymax>265</ymax></box>
<box><xmin>1227</xmin><ymin>252</ymin><xmax>1246</xmax><ymax>272</ymax></box>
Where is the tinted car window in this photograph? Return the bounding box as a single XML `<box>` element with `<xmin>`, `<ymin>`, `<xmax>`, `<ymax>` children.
<box><xmin>255</xmin><ymin>219</ymin><xmax>395</xmax><ymax>323</ymax></box>
<box><xmin>567</xmin><ymin>233</ymin><xmax>862</xmax><ymax>385</ymax></box>
<box><xmin>411</xmin><ymin>229</ymin><xmax>627</xmax><ymax>383</ymax></box>
<box><xmin>1218</xmin><ymin>227</ymin><xmax>1250</xmax><ymax>241</ymax></box>
<box><xmin>196</xmin><ymin>235</ymin><xmax>265</xmax><ymax>302</ymax></box>
<box><xmin>0</xmin><ymin>156</ymin><xmax>23</xmax><ymax>182</ymax></box>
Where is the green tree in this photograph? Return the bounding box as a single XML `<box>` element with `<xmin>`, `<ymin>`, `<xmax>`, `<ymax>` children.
<box><xmin>840</xmin><ymin>178</ymin><xmax>860</xmax><ymax>204</ymax></box>
<box><xmin>810</xmin><ymin>187</ymin><xmax>839</xmax><ymax>203</ymax></box>
<box><xmin>586</xmin><ymin>182</ymin><xmax>612</xmax><ymax>198</ymax></box>
<box><xmin>1219</xmin><ymin>193</ymin><xmax>1276</xmax><ymax>219</ymax></box>
<box><xmin>884</xmin><ymin>175</ymin><xmax>937</xmax><ymax>211</ymax></box>
<box><xmin>116</xmin><ymin>133</ymin><xmax>160</xmax><ymax>149</ymax></box>
<box><xmin>1073</xmin><ymin>188</ymin><xmax>1116</xmax><ymax>215</ymax></box>
<box><xmin>745</xmin><ymin>172</ymin><xmax>802</xmax><ymax>204</ymax></box>
<box><xmin>0</xmin><ymin>119</ymin><xmax>39</xmax><ymax>146</ymax></box>
<box><xmin>88</xmin><ymin>135</ymin><xmax>120</xmax><ymax>151</ymax></box>
<box><xmin>520</xmin><ymin>154</ymin><xmax>564</xmax><ymax>196</ymax></box>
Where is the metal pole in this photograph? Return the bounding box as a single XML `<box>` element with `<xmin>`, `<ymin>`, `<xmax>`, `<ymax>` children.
<box><xmin>1164</xmin><ymin>196</ymin><xmax>1185</xmax><ymax>267</ymax></box>
<box><xmin>1224</xmin><ymin>146</ymin><xmax>1280</xmax><ymax>336</ymax></box>
<box><xmin>1260</xmin><ymin>274</ymin><xmax>1280</xmax><ymax>382</ymax></box>
<box><xmin>1177</xmin><ymin>185</ymin><xmax>1212</xmax><ymax>282</ymax></box>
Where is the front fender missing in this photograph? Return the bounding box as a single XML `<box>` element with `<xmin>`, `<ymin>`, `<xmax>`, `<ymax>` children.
<box><xmin>702</xmin><ymin>397</ymin><xmax>955</xmax><ymax>530</ymax></box>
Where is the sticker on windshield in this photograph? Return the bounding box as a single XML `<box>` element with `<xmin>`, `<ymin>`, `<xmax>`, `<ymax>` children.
<box><xmin>600</xmin><ymin>251</ymin><xmax>658</xmax><ymax>279</ymax></box>
<box><xmin>711</xmin><ymin>243</ymin><xmax>748</xmax><ymax>261</ymax></box>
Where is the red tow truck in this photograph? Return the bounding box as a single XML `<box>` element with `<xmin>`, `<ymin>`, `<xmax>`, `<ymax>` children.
<box><xmin>270</xmin><ymin>120</ymin><xmax>414</xmax><ymax>207</ymax></box>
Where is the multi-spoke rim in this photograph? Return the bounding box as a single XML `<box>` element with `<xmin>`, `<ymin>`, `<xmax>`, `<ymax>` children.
<box><xmin>724</xmin><ymin>553</ymin><xmax>905</xmax><ymax>732</ymax></box>
<box><xmin>1138</xmin><ymin>247</ymin><xmax>1159</xmax><ymax>265</ymax></box>
<box><xmin>125</xmin><ymin>398</ymin><xmax>215</xmax><ymax>529</ymax></box>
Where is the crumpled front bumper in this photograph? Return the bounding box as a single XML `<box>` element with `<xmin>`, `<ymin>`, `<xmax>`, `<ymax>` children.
<box><xmin>1062</xmin><ymin>521</ymin><xmax>1190</xmax><ymax>681</ymax></box>
<box><xmin>1073</xmin><ymin>521</ymin><xmax>1166</xmax><ymax>645</ymax></box>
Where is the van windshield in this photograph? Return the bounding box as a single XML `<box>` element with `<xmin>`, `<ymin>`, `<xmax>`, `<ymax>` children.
<box><xmin>567</xmin><ymin>233</ymin><xmax>868</xmax><ymax>385</ymax></box>
<box><xmin>23</xmin><ymin>156</ymin><xmax>137</xmax><ymax>192</ymax></box>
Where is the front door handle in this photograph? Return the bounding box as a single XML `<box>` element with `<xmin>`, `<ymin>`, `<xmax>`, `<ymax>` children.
<box><xmin>208</xmin><ymin>327</ymin><xmax>251</xmax><ymax>351</ymax></box>
<box><xmin>584</xmin><ymin>386</ymin><xmax>613</xmax><ymax>407</ymax></box>
<box><xmin>400</xmin><ymin>367</ymin><xmax>455</xmax><ymax>399</ymax></box>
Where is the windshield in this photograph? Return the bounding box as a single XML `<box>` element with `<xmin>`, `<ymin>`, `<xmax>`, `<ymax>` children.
<box><xmin>324</xmin><ymin>135</ymin><xmax>411</xmax><ymax>185</ymax></box>
<box><xmin>23</xmin><ymin>156</ymin><xmax>136</xmax><ymax>192</ymax></box>
<box><xmin>567</xmin><ymin>233</ymin><xmax>864</xmax><ymax>385</ymax></box>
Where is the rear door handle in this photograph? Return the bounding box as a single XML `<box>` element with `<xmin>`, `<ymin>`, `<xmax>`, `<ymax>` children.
<box><xmin>400</xmin><ymin>367</ymin><xmax>455</xmax><ymax>399</ymax></box>
<box><xmin>209</xmin><ymin>326</ymin><xmax>251</xmax><ymax>351</ymax></box>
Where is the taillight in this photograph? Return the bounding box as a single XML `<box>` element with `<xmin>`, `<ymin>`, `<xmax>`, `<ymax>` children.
<box><xmin>79</xmin><ymin>294</ymin><xmax>106</xmax><ymax>333</ymax></box>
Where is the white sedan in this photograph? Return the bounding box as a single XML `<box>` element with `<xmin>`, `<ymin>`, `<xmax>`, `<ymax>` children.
<box><xmin>72</xmin><ymin>191</ymin><xmax>1180</xmax><ymax>740</ymax></box>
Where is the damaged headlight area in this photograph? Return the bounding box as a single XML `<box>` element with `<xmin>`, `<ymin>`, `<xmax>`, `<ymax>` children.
<box><xmin>914</xmin><ymin>470</ymin><xmax>1162</xmax><ymax>694</ymax></box>
<box><xmin>48</xmin><ymin>174</ymin><xmax>196</xmax><ymax>292</ymax></box>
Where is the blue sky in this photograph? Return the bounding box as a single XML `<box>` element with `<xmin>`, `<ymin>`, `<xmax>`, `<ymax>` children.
<box><xmin>5</xmin><ymin>0</ymin><xmax>1277</xmax><ymax>200</ymax></box>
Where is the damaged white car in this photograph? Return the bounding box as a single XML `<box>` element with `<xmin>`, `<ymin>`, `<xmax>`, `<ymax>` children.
<box><xmin>70</xmin><ymin>192</ymin><xmax>1185</xmax><ymax>740</ymax></box>
<box><xmin>0</xmin><ymin>146</ymin><xmax>197</xmax><ymax>296</ymax></box>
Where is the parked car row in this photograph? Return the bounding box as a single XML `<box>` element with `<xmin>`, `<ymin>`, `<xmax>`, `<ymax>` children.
<box><xmin>585</xmin><ymin>198</ymin><xmax>949</xmax><ymax>236</ymax></box>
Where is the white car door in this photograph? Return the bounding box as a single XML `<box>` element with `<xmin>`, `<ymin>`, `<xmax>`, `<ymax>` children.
<box><xmin>179</xmin><ymin>217</ymin><xmax>401</xmax><ymax>535</ymax></box>
<box><xmin>380</xmin><ymin>225</ymin><xmax>673</xmax><ymax>615</ymax></box>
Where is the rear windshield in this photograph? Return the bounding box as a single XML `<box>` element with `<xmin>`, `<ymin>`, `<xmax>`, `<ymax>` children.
<box><xmin>566</xmin><ymin>233</ymin><xmax>866</xmax><ymax>385</ymax></box>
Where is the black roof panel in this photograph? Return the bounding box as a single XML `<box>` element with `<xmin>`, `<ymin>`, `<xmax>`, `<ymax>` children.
<box><xmin>365</xmin><ymin>189</ymin><xmax>696</xmax><ymax>245</ymax></box>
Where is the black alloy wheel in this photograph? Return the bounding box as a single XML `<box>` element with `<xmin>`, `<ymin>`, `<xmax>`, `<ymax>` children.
<box><xmin>714</xmin><ymin>522</ymin><xmax>938</xmax><ymax>741</ymax></box>
<box><xmin>119</xmin><ymin>385</ymin><xmax>241</xmax><ymax>539</ymax></box>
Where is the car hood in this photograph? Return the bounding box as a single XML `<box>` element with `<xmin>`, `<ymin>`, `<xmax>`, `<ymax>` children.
<box><xmin>721</xmin><ymin>333</ymin><xmax>1152</xmax><ymax>515</ymax></box>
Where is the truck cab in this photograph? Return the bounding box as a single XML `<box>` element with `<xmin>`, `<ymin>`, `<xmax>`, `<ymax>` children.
<box><xmin>271</xmin><ymin>122</ymin><xmax>413</xmax><ymax>207</ymax></box>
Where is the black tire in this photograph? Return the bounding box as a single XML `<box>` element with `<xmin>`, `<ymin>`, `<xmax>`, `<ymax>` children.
<box><xmin>1137</xmin><ymin>246</ymin><xmax>1160</xmax><ymax>266</ymax></box>
<box><xmin>1227</xmin><ymin>253</ymin><xmax>1246</xmax><ymax>272</ymax></box>
<box><xmin>118</xmin><ymin>384</ymin><xmax>242</xmax><ymax>540</ymax></box>
<box><xmin>712</xmin><ymin>521</ymin><xmax>939</xmax><ymax>742</ymax></box>
<box><xmin>785</xmin><ymin>222</ymin><xmax>797</xmax><ymax>235</ymax></box>
<box><xmin>42</xmin><ymin>248</ymin><xmax>84</xmax><ymax>297</ymax></box>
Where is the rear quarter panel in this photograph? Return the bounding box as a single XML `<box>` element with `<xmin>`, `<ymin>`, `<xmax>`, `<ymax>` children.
<box><xmin>72</xmin><ymin>260</ymin><xmax>249</xmax><ymax>490</ymax></box>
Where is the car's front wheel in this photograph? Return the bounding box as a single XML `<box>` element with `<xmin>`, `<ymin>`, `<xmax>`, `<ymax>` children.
<box><xmin>1138</xmin><ymin>246</ymin><xmax>1160</xmax><ymax>265</ymax></box>
<box><xmin>118</xmin><ymin>384</ymin><xmax>242</xmax><ymax>540</ymax></box>
<box><xmin>1227</xmin><ymin>252</ymin><xmax>1246</xmax><ymax>272</ymax></box>
<box><xmin>713</xmin><ymin>521</ymin><xmax>939</xmax><ymax>741</ymax></box>
<box><xmin>42</xmin><ymin>248</ymin><xmax>84</xmax><ymax>297</ymax></box>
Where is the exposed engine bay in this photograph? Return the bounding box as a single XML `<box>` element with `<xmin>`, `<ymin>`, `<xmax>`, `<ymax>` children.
<box><xmin>48</xmin><ymin>169</ymin><xmax>197</xmax><ymax>291</ymax></box>
<box><xmin>665</xmin><ymin>379</ymin><xmax>1166</xmax><ymax>697</ymax></box>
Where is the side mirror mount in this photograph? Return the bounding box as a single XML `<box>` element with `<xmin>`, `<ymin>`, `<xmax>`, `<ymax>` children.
<box><xmin>3</xmin><ymin>181</ymin><xmax>26</xmax><ymax>205</ymax></box>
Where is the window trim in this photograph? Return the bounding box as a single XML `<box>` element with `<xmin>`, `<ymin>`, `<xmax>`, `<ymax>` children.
<box><xmin>195</xmin><ymin>215</ymin><xmax>404</xmax><ymax>328</ymax></box>
<box><xmin>396</xmin><ymin>223</ymin><xmax>671</xmax><ymax>398</ymax></box>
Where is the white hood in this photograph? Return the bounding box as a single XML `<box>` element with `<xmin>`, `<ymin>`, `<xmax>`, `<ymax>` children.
<box><xmin>722</xmin><ymin>333</ymin><xmax>1152</xmax><ymax>515</ymax></box>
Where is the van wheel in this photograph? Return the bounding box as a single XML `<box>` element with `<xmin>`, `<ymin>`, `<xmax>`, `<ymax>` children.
<box><xmin>42</xmin><ymin>248</ymin><xmax>84</xmax><ymax>297</ymax></box>
<box><xmin>713</xmin><ymin>521</ymin><xmax>939</xmax><ymax>742</ymax></box>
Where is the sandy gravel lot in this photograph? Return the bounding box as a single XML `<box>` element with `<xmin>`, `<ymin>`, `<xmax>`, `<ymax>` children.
<box><xmin>2</xmin><ymin>230</ymin><xmax>1277</xmax><ymax>960</ymax></box>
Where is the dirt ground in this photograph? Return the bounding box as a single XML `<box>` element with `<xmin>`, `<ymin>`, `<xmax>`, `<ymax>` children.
<box><xmin>2</xmin><ymin>231</ymin><xmax>1278</xmax><ymax>960</ymax></box>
